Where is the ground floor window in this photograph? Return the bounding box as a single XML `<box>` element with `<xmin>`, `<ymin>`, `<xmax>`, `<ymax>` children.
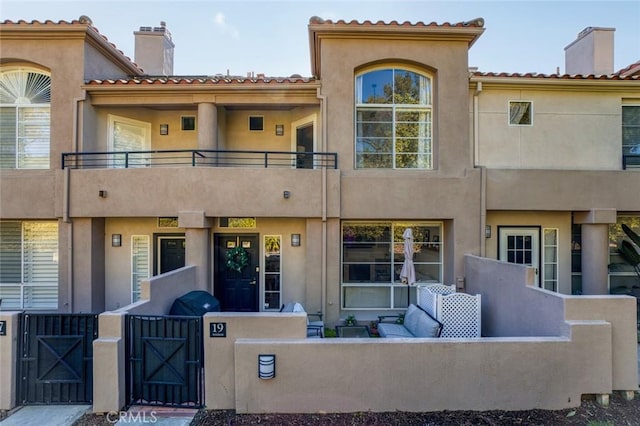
<box><xmin>609</xmin><ymin>215</ymin><xmax>640</xmax><ymax>293</ymax></box>
<box><xmin>341</xmin><ymin>221</ymin><xmax>442</xmax><ymax>310</ymax></box>
<box><xmin>131</xmin><ymin>235</ymin><xmax>150</xmax><ymax>302</ymax></box>
<box><xmin>0</xmin><ymin>221</ymin><xmax>58</xmax><ymax>309</ymax></box>
<box><xmin>263</xmin><ymin>235</ymin><xmax>281</xmax><ymax>310</ymax></box>
<box><xmin>542</xmin><ymin>228</ymin><xmax>558</xmax><ymax>292</ymax></box>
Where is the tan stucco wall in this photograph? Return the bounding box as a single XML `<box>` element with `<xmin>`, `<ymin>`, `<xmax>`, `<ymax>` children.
<box><xmin>102</xmin><ymin>217</ymin><xmax>318</xmax><ymax>313</ymax></box>
<box><xmin>476</xmin><ymin>88</ymin><xmax>631</xmax><ymax>170</ymax></box>
<box><xmin>486</xmin><ymin>169</ymin><xmax>640</xmax><ymax>212</ymax></box>
<box><xmin>0</xmin><ymin>312</ymin><xmax>20</xmax><ymax>411</ymax></box>
<box><xmin>465</xmin><ymin>254</ymin><xmax>638</xmax><ymax>392</ymax></box>
<box><xmin>232</xmin><ymin>324</ymin><xmax>611</xmax><ymax>413</ymax></box>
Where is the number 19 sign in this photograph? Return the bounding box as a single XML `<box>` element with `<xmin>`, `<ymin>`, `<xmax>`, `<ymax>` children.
<box><xmin>209</xmin><ymin>322</ymin><xmax>226</xmax><ymax>338</ymax></box>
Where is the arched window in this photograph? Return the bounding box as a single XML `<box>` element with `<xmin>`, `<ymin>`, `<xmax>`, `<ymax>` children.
<box><xmin>355</xmin><ymin>67</ymin><xmax>432</xmax><ymax>169</ymax></box>
<box><xmin>0</xmin><ymin>67</ymin><xmax>51</xmax><ymax>169</ymax></box>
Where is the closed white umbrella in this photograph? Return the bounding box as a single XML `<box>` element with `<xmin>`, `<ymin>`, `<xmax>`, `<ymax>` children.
<box><xmin>399</xmin><ymin>228</ymin><xmax>416</xmax><ymax>306</ymax></box>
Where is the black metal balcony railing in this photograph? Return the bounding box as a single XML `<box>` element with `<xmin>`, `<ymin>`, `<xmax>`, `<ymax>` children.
<box><xmin>62</xmin><ymin>149</ymin><xmax>338</xmax><ymax>170</ymax></box>
<box><xmin>623</xmin><ymin>154</ymin><xmax>640</xmax><ymax>170</ymax></box>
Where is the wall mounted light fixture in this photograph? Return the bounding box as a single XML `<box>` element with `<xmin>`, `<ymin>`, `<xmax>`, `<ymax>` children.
<box><xmin>160</xmin><ymin>124</ymin><xmax>169</xmax><ymax>135</ymax></box>
<box><xmin>283</xmin><ymin>190</ymin><xmax>290</xmax><ymax>199</ymax></box>
<box><xmin>291</xmin><ymin>233</ymin><xmax>301</xmax><ymax>247</ymax></box>
<box><xmin>258</xmin><ymin>354</ymin><xmax>276</xmax><ymax>379</ymax></box>
<box><xmin>111</xmin><ymin>234</ymin><xmax>122</xmax><ymax>247</ymax></box>
<box><xmin>485</xmin><ymin>225</ymin><xmax>492</xmax><ymax>238</ymax></box>
<box><xmin>275</xmin><ymin>124</ymin><xmax>284</xmax><ymax>136</ymax></box>
<box><xmin>98</xmin><ymin>190</ymin><xmax>107</xmax><ymax>198</ymax></box>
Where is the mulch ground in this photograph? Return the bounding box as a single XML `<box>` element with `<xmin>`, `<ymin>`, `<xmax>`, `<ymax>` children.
<box><xmin>69</xmin><ymin>391</ymin><xmax>640</xmax><ymax>425</ymax></box>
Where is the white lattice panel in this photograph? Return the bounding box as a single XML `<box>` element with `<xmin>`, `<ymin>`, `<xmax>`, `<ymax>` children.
<box><xmin>423</xmin><ymin>283</ymin><xmax>456</xmax><ymax>295</ymax></box>
<box><xmin>416</xmin><ymin>285</ymin><xmax>481</xmax><ymax>338</ymax></box>
<box><xmin>439</xmin><ymin>293</ymin><xmax>481</xmax><ymax>338</ymax></box>
<box><xmin>417</xmin><ymin>285</ymin><xmax>437</xmax><ymax>317</ymax></box>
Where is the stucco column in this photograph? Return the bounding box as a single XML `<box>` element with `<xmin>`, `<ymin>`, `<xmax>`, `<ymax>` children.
<box><xmin>178</xmin><ymin>211</ymin><xmax>212</xmax><ymax>292</ymax></box>
<box><xmin>575</xmin><ymin>209</ymin><xmax>617</xmax><ymax>295</ymax></box>
<box><xmin>197</xmin><ymin>102</ymin><xmax>217</xmax><ymax>150</ymax></box>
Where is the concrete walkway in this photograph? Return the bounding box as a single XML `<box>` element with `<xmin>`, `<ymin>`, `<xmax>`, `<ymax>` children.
<box><xmin>0</xmin><ymin>405</ymin><xmax>90</xmax><ymax>426</ymax></box>
<box><xmin>0</xmin><ymin>405</ymin><xmax>197</xmax><ymax>426</ymax></box>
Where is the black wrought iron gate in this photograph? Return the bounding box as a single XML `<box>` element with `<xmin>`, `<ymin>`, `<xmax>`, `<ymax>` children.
<box><xmin>17</xmin><ymin>313</ymin><xmax>99</xmax><ymax>405</ymax></box>
<box><xmin>126</xmin><ymin>315</ymin><xmax>203</xmax><ymax>408</ymax></box>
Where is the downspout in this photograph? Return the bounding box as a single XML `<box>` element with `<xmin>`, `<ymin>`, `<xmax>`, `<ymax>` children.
<box><xmin>317</xmin><ymin>88</ymin><xmax>328</xmax><ymax>320</ymax></box>
<box><xmin>64</xmin><ymin>93</ymin><xmax>85</xmax><ymax>312</ymax></box>
<box><xmin>473</xmin><ymin>82</ymin><xmax>487</xmax><ymax>257</ymax></box>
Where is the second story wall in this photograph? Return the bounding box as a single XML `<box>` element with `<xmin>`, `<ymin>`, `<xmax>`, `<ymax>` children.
<box><xmin>473</xmin><ymin>76</ymin><xmax>640</xmax><ymax>171</ymax></box>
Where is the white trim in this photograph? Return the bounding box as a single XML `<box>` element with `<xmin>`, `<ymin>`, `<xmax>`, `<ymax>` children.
<box><xmin>499</xmin><ymin>227</ymin><xmax>540</xmax><ymax>285</ymax></box>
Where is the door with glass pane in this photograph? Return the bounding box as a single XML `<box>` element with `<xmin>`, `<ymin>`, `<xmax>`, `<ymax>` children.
<box><xmin>498</xmin><ymin>227</ymin><xmax>540</xmax><ymax>285</ymax></box>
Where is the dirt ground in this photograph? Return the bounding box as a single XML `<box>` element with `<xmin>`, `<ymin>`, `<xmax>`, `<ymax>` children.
<box><xmin>70</xmin><ymin>391</ymin><xmax>640</xmax><ymax>425</ymax></box>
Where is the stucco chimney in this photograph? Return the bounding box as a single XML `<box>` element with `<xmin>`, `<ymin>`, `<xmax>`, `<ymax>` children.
<box><xmin>134</xmin><ymin>21</ymin><xmax>174</xmax><ymax>76</ymax></box>
<box><xmin>564</xmin><ymin>27</ymin><xmax>614</xmax><ymax>75</ymax></box>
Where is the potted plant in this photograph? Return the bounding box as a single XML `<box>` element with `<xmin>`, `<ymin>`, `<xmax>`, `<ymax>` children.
<box><xmin>345</xmin><ymin>315</ymin><xmax>357</xmax><ymax>326</ymax></box>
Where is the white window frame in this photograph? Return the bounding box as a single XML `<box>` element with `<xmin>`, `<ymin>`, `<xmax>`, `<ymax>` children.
<box><xmin>0</xmin><ymin>221</ymin><xmax>58</xmax><ymax>310</ymax></box>
<box><xmin>0</xmin><ymin>67</ymin><xmax>51</xmax><ymax>169</ymax></box>
<box><xmin>107</xmin><ymin>114</ymin><xmax>151</xmax><ymax>168</ymax></box>
<box><xmin>341</xmin><ymin>221</ymin><xmax>443</xmax><ymax>310</ymax></box>
<box><xmin>542</xmin><ymin>228</ymin><xmax>559</xmax><ymax>292</ymax></box>
<box><xmin>131</xmin><ymin>235</ymin><xmax>150</xmax><ymax>303</ymax></box>
<box><xmin>354</xmin><ymin>67</ymin><xmax>433</xmax><ymax>170</ymax></box>
<box><xmin>498</xmin><ymin>227</ymin><xmax>540</xmax><ymax>285</ymax></box>
<box><xmin>508</xmin><ymin>100</ymin><xmax>533</xmax><ymax>126</ymax></box>
<box><xmin>263</xmin><ymin>235</ymin><xmax>282</xmax><ymax>310</ymax></box>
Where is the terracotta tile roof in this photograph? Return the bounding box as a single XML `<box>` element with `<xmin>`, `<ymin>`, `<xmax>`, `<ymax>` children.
<box><xmin>308</xmin><ymin>16</ymin><xmax>485</xmax><ymax>28</ymax></box>
<box><xmin>470</xmin><ymin>71</ymin><xmax>640</xmax><ymax>81</ymax></box>
<box><xmin>1</xmin><ymin>18</ymin><xmax>143</xmax><ymax>74</ymax></box>
<box><xmin>617</xmin><ymin>61</ymin><xmax>640</xmax><ymax>78</ymax></box>
<box><xmin>84</xmin><ymin>75</ymin><xmax>317</xmax><ymax>86</ymax></box>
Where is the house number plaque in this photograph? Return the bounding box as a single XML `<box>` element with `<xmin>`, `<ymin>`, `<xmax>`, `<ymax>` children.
<box><xmin>0</xmin><ymin>321</ymin><xmax>6</xmax><ymax>336</ymax></box>
<box><xmin>210</xmin><ymin>322</ymin><xmax>227</xmax><ymax>338</ymax></box>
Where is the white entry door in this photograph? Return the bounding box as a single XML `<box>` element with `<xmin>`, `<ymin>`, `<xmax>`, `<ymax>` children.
<box><xmin>498</xmin><ymin>227</ymin><xmax>540</xmax><ymax>285</ymax></box>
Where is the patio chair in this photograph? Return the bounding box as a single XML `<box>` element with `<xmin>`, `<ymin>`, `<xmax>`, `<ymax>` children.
<box><xmin>280</xmin><ymin>302</ymin><xmax>324</xmax><ymax>338</ymax></box>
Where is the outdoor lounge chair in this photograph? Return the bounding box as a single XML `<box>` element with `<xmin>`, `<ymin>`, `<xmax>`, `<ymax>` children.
<box><xmin>280</xmin><ymin>302</ymin><xmax>324</xmax><ymax>338</ymax></box>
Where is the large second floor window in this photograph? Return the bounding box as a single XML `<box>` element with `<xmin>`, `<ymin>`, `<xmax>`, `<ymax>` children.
<box><xmin>355</xmin><ymin>67</ymin><xmax>432</xmax><ymax>169</ymax></box>
<box><xmin>0</xmin><ymin>67</ymin><xmax>51</xmax><ymax>169</ymax></box>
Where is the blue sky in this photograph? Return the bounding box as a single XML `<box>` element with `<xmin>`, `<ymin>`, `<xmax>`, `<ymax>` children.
<box><xmin>2</xmin><ymin>0</ymin><xmax>639</xmax><ymax>77</ymax></box>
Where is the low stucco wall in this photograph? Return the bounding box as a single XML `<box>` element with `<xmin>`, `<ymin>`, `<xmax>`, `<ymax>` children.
<box><xmin>232</xmin><ymin>323</ymin><xmax>610</xmax><ymax>413</ymax></box>
<box><xmin>203</xmin><ymin>255</ymin><xmax>637</xmax><ymax>413</ymax></box>
<box><xmin>92</xmin><ymin>265</ymin><xmax>199</xmax><ymax>413</ymax></box>
<box><xmin>465</xmin><ymin>254</ymin><xmax>638</xmax><ymax>392</ymax></box>
<box><xmin>0</xmin><ymin>312</ymin><xmax>20</xmax><ymax>411</ymax></box>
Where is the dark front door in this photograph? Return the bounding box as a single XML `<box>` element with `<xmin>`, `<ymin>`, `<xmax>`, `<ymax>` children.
<box><xmin>214</xmin><ymin>234</ymin><xmax>259</xmax><ymax>311</ymax></box>
<box><xmin>159</xmin><ymin>237</ymin><xmax>185</xmax><ymax>274</ymax></box>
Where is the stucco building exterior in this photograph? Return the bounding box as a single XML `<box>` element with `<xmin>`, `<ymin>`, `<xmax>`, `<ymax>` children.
<box><xmin>1</xmin><ymin>16</ymin><xmax>639</xmax><ymax>327</ymax></box>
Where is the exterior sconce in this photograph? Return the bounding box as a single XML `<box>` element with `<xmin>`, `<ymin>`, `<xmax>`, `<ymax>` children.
<box><xmin>485</xmin><ymin>225</ymin><xmax>491</xmax><ymax>238</ymax></box>
<box><xmin>98</xmin><ymin>190</ymin><xmax>107</xmax><ymax>198</ymax></box>
<box><xmin>258</xmin><ymin>354</ymin><xmax>276</xmax><ymax>379</ymax></box>
<box><xmin>160</xmin><ymin>124</ymin><xmax>169</xmax><ymax>135</ymax></box>
<box><xmin>275</xmin><ymin>124</ymin><xmax>284</xmax><ymax>136</ymax></box>
<box><xmin>283</xmin><ymin>190</ymin><xmax>290</xmax><ymax>199</ymax></box>
<box><xmin>291</xmin><ymin>234</ymin><xmax>301</xmax><ymax>247</ymax></box>
<box><xmin>111</xmin><ymin>234</ymin><xmax>122</xmax><ymax>247</ymax></box>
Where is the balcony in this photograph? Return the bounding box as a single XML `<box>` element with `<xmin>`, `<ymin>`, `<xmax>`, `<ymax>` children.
<box><xmin>62</xmin><ymin>149</ymin><xmax>338</xmax><ymax>170</ymax></box>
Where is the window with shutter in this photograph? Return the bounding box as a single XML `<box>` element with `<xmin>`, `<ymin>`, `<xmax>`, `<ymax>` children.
<box><xmin>0</xmin><ymin>68</ymin><xmax>51</xmax><ymax>169</ymax></box>
<box><xmin>0</xmin><ymin>221</ymin><xmax>58</xmax><ymax>309</ymax></box>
